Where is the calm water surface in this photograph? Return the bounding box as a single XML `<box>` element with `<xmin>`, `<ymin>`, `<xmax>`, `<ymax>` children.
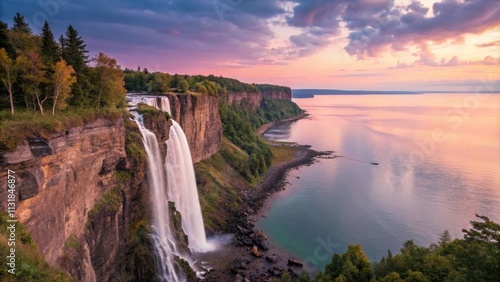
<box><xmin>257</xmin><ymin>94</ymin><xmax>500</xmax><ymax>270</ymax></box>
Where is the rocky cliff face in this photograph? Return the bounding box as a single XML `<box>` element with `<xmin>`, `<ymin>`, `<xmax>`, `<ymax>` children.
<box><xmin>168</xmin><ymin>94</ymin><xmax>222</xmax><ymax>163</ymax></box>
<box><xmin>0</xmin><ymin>117</ymin><xmax>156</xmax><ymax>281</ymax></box>
<box><xmin>261</xmin><ymin>89</ymin><xmax>291</xmax><ymax>100</ymax></box>
<box><xmin>166</xmin><ymin>89</ymin><xmax>290</xmax><ymax>164</ymax></box>
<box><xmin>0</xmin><ymin>118</ymin><xmax>125</xmax><ymax>265</ymax></box>
<box><xmin>225</xmin><ymin>91</ymin><xmax>262</xmax><ymax>111</ymax></box>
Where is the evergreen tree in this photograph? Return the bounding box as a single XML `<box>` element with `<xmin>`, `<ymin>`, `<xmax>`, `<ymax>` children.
<box><xmin>61</xmin><ymin>25</ymin><xmax>88</xmax><ymax>74</ymax></box>
<box><xmin>59</xmin><ymin>34</ymin><xmax>65</xmax><ymax>56</ymax></box>
<box><xmin>324</xmin><ymin>245</ymin><xmax>373</xmax><ymax>282</ymax></box>
<box><xmin>12</xmin><ymin>13</ymin><xmax>31</xmax><ymax>33</ymax></box>
<box><xmin>61</xmin><ymin>25</ymin><xmax>90</xmax><ymax>107</ymax></box>
<box><xmin>0</xmin><ymin>21</ymin><xmax>14</xmax><ymax>57</ymax></box>
<box><xmin>40</xmin><ymin>21</ymin><xmax>59</xmax><ymax>65</ymax></box>
<box><xmin>9</xmin><ymin>13</ymin><xmax>39</xmax><ymax>56</ymax></box>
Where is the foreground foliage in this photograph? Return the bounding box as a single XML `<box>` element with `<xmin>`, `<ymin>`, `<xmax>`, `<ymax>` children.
<box><xmin>289</xmin><ymin>215</ymin><xmax>500</xmax><ymax>282</ymax></box>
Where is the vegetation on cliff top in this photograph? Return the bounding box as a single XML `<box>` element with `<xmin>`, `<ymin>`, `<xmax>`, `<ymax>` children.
<box><xmin>257</xmin><ymin>84</ymin><xmax>292</xmax><ymax>94</ymax></box>
<box><xmin>0</xmin><ymin>13</ymin><xmax>127</xmax><ymax>151</ymax></box>
<box><xmin>0</xmin><ymin>14</ymin><xmax>126</xmax><ymax>115</ymax></box>
<box><xmin>124</xmin><ymin>69</ymin><xmax>263</xmax><ymax>96</ymax></box>
<box><xmin>0</xmin><ymin>108</ymin><xmax>124</xmax><ymax>151</ymax></box>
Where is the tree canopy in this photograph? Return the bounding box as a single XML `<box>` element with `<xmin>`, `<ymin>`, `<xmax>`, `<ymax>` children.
<box><xmin>41</xmin><ymin>20</ymin><xmax>60</xmax><ymax>66</ymax></box>
<box><xmin>303</xmin><ymin>214</ymin><xmax>500</xmax><ymax>282</ymax></box>
<box><xmin>12</xmin><ymin>12</ymin><xmax>31</xmax><ymax>34</ymax></box>
<box><xmin>91</xmin><ymin>52</ymin><xmax>126</xmax><ymax>108</ymax></box>
<box><xmin>0</xmin><ymin>13</ymin><xmax>125</xmax><ymax>115</ymax></box>
<box><xmin>123</xmin><ymin>70</ymin><xmax>264</xmax><ymax>96</ymax></box>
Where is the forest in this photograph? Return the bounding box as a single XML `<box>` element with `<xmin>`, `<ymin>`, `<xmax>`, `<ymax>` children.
<box><xmin>124</xmin><ymin>69</ymin><xmax>260</xmax><ymax>96</ymax></box>
<box><xmin>0</xmin><ymin>13</ymin><xmax>126</xmax><ymax>115</ymax></box>
<box><xmin>219</xmin><ymin>98</ymin><xmax>303</xmax><ymax>183</ymax></box>
<box><xmin>0</xmin><ymin>13</ymin><xmax>127</xmax><ymax>151</ymax></box>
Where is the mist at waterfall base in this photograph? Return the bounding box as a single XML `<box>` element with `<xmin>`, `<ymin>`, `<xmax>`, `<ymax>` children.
<box><xmin>257</xmin><ymin>94</ymin><xmax>500</xmax><ymax>271</ymax></box>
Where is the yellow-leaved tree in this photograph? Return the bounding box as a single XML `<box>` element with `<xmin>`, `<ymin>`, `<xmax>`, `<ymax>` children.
<box><xmin>52</xmin><ymin>59</ymin><xmax>76</xmax><ymax>115</ymax></box>
<box><xmin>0</xmin><ymin>48</ymin><xmax>17</xmax><ymax>115</ymax></box>
<box><xmin>15</xmin><ymin>50</ymin><xmax>47</xmax><ymax>115</ymax></box>
<box><xmin>92</xmin><ymin>52</ymin><xmax>126</xmax><ymax>108</ymax></box>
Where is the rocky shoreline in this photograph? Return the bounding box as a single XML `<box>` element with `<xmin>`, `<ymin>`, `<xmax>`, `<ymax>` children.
<box><xmin>202</xmin><ymin>116</ymin><xmax>333</xmax><ymax>282</ymax></box>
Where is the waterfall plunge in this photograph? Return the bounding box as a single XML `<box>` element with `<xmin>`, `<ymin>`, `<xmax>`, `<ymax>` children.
<box><xmin>128</xmin><ymin>95</ymin><xmax>211</xmax><ymax>253</ymax></box>
<box><xmin>166</xmin><ymin>120</ymin><xmax>212</xmax><ymax>253</ymax></box>
<box><xmin>133</xmin><ymin>114</ymin><xmax>182</xmax><ymax>282</ymax></box>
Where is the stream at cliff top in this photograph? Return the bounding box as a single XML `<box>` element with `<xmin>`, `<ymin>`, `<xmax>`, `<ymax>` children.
<box><xmin>257</xmin><ymin>94</ymin><xmax>500</xmax><ymax>271</ymax></box>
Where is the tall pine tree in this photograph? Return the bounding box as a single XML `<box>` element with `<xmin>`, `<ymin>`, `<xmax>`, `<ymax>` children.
<box><xmin>0</xmin><ymin>21</ymin><xmax>14</xmax><ymax>57</ymax></box>
<box><xmin>61</xmin><ymin>25</ymin><xmax>90</xmax><ymax>107</ymax></box>
<box><xmin>41</xmin><ymin>21</ymin><xmax>59</xmax><ymax>65</ymax></box>
<box><xmin>61</xmin><ymin>25</ymin><xmax>88</xmax><ymax>74</ymax></box>
<box><xmin>12</xmin><ymin>13</ymin><xmax>31</xmax><ymax>33</ymax></box>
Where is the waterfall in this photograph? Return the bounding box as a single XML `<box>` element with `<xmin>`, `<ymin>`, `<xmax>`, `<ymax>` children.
<box><xmin>166</xmin><ymin>120</ymin><xmax>211</xmax><ymax>253</ymax></box>
<box><xmin>133</xmin><ymin>113</ymin><xmax>182</xmax><ymax>282</ymax></box>
<box><xmin>127</xmin><ymin>94</ymin><xmax>210</xmax><ymax>253</ymax></box>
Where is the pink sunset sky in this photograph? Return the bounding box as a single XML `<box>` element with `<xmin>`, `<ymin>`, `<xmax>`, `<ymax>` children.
<box><xmin>2</xmin><ymin>0</ymin><xmax>499</xmax><ymax>91</ymax></box>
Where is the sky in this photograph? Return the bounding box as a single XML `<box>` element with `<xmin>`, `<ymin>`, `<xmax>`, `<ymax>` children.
<box><xmin>1</xmin><ymin>0</ymin><xmax>499</xmax><ymax>91</ymax></box>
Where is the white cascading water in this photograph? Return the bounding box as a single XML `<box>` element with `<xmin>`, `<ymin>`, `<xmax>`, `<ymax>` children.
<box><xmin>128</xmin><ymin>94</ymin><xmax>211</xmax><ymax>253</ymax></box>
<box><xmin>166</xmin><ymin>120</ymin><xmax>211</xmax><ymax>253</ymax></box>
<box><xmin>128</xmin><ymin>96</ymin><xmax>170</xmax><ymax>113</ymax></box>
<box><xmin>132</xmin><ymin>113</ymin><xmax>182</xmax><ymax>282</ymax></box>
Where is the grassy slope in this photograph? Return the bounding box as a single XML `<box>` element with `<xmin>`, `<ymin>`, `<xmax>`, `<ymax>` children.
<box><xmin>268</xmin><ymin>140</ymin><xmax>301</xmax><ymax>165</ymax></box>
<box><xmin>196</xmin><ymin>138</ymin><xmax>303</xmax><ymax>233</ymax></box>
<box><xmin>0</xmin><ymin>109</ymin><xmax>124</xmax><ymax>152</ymax></box>
<box><xmin>195</xmin><ymin>137</ymin><xmax>250</xmax><ymax>233</ymax></box>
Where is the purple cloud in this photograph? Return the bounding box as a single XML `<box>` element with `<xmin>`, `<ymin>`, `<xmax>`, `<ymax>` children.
<box><xmin>1</xmin><ymin>0</ymin><xmax>498</xmax><ymax>71</ymax></box>
<box><xmin>345</xmin><ymin>0</ymin><xmax>500</xmax><ymax>58</ymax></box>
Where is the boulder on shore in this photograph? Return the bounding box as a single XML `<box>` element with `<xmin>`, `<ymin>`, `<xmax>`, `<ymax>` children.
<box><xmin>251</xmin><ymin>245</ymin><xmax>262</xmax><ymax>257</ymax></box>
<box><xmin>287</xmin><ymin>258</ymin><xmax>304</xmax><ymax>267</ymax></box>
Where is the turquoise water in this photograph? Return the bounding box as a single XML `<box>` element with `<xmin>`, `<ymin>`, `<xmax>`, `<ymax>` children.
<box><xmin>257</xmin><ymin>94</ymin><xmax>500</xmax><ymax>270</ymax></box>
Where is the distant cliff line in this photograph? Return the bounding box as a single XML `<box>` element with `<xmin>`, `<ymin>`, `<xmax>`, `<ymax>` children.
<box><xmin>292</xmin><ymin>89</ymin><xmax>500</xmax><ymax>98</ymax></box>
<box><xmin>292</xmin><ymin>89</ymin><xmax>422</xmax><ymax>98</ymax></box>
<box><xmin>123</xmin><ymin>70</ymin><xmax>291</xmax><ymax>101</ymax></box>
